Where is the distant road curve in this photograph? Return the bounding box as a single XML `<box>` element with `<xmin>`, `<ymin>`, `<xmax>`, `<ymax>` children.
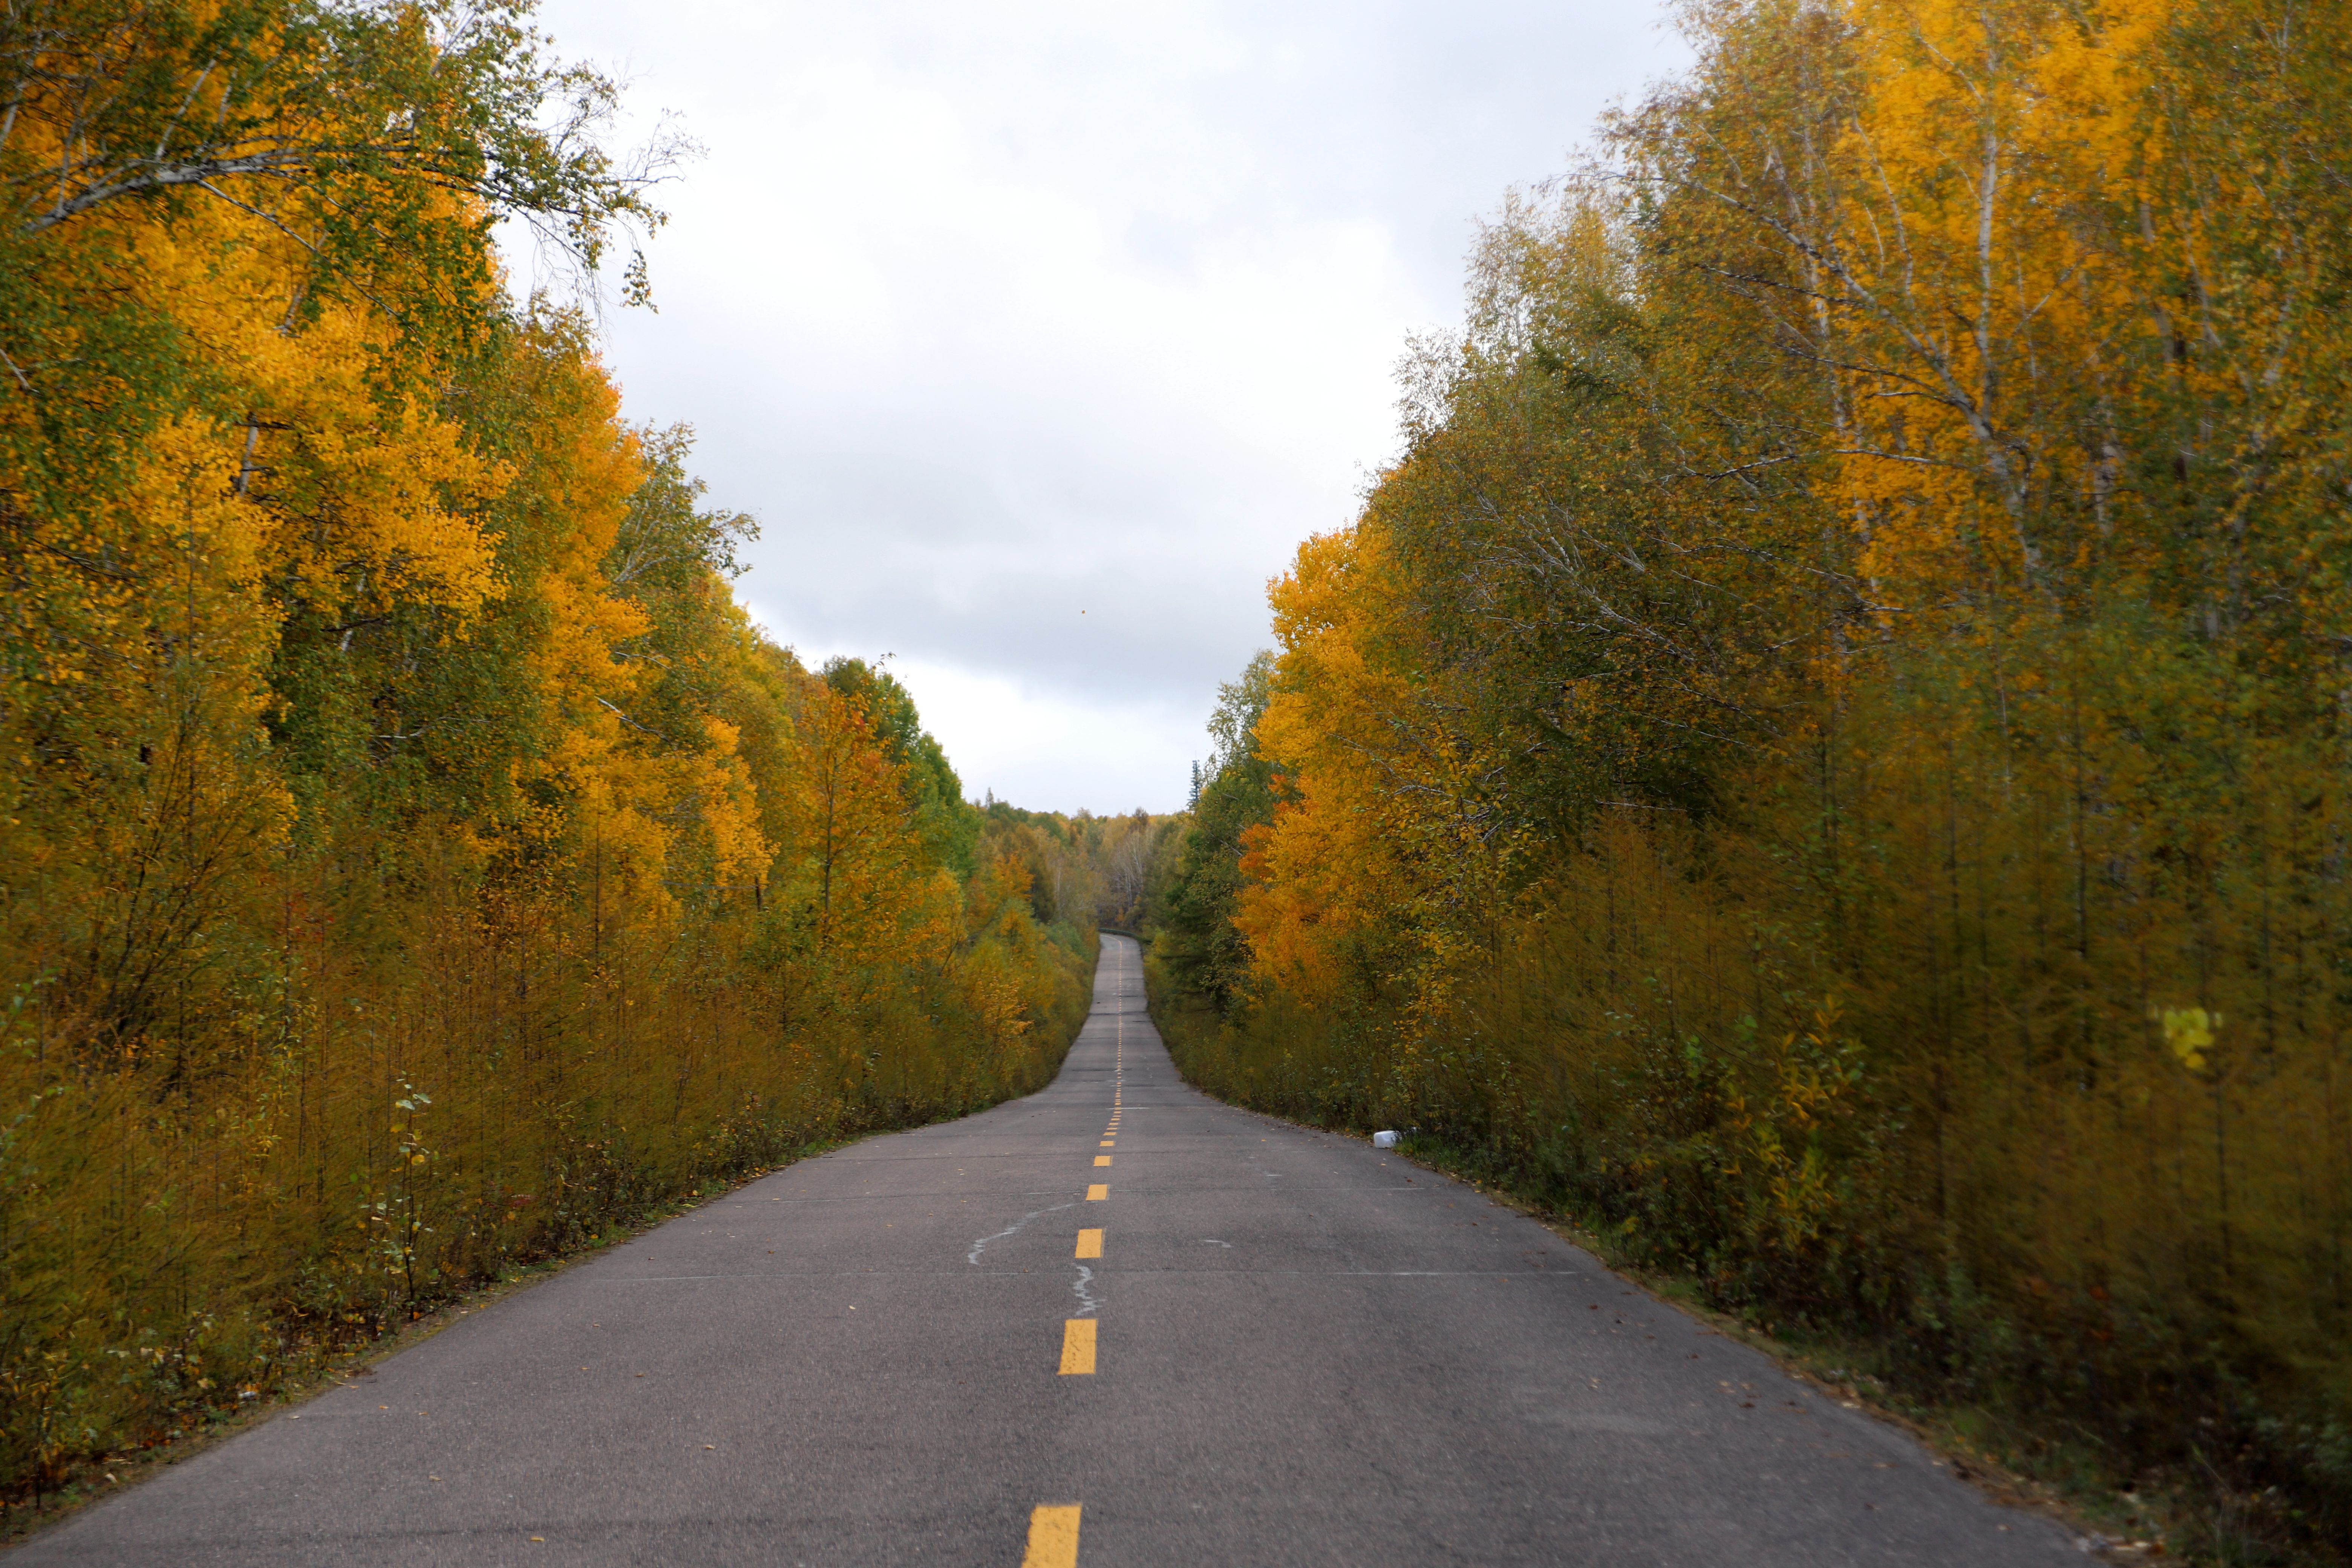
<box><xmin>13</xmin><ymin>935</ymin><xmax>2078</xmax><ymax>1566</ymax></box>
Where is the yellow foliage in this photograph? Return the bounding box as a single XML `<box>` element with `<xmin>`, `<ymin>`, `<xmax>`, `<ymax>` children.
<box><xmin>1163</xmin><ymin>0</ymin><xmax>2352</xmax><ymax>1529</ymax></box>
<box><xmin>0</xmin><ymin>25</ymin><xmax>1093</xmax><ymax>1494</ymax></box>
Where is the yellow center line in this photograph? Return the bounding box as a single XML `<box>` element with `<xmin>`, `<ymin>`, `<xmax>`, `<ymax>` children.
<box><xmin>1074</xmin><ymin>1228</ymin><xmax>1102</xmax><ymax>1259</ymax></box>
<box><xmin>1059</xmin><ymin>1318</ymin><xmax>1096</xmax><ymax>1375</ymax></box>
<box><xmin>1099</xmin><ymin>1140</ymin><xmax>1113</xmax><ymax>1147</ymax></box>
<box><xmin>1021</xmin><ymin>1504</ymin><xmax>1082</xmax><ymax>1568</ymax></box>
<box><xmin>1093</xmin><ymin>1155</ymin><xmax>1112</xmax><ymax>1167</ymax></box>
<box><xmin>1086</xmin><ymin>1184</ymin><xmax>1107</xmax><ymax>1200</ymax></box>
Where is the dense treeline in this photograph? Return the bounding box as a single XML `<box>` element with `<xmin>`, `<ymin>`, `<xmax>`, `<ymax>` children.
<box><xmin>979</xmin><ymin>802</ymin><xmax>1180</xmax><ymax>937</ymax></box>
<box><xmin>0</xmin><ymin>0</ymin><xmax>1091</xmax><ymax>1500</ymax></box>
<box><xmin>1155</xmin><ymin>0</ymin><xmax>2352</xmax><ymax>1551</ymax></box>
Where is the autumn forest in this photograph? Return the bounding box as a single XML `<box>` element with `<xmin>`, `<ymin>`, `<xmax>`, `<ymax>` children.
<box><xmin>5</xmin><ymin>0</ymin><xmax>2350</xmax><ymax>1556</ymax></box>
<box><xmin>0</xmin><ymin>0</ymin><xmax>1202</xmax><ymax>1504</ymax></box>
<box><xmin>1152</xmin><ymin>0</ymin><xmax>2352</xmax><ymax>1552</ymax></box>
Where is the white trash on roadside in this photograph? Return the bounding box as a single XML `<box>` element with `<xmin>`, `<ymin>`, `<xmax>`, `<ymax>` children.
<box><xmin>1372</xmin><ymin>1130</ymin><xmax>1400</xmax><ymax>1149</ymax></box>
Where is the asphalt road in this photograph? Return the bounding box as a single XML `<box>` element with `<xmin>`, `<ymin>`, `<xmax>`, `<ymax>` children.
<box><xmin>14</xmin><ymin>935</ymin><xmax>2081</xmax><ymax>1566</ymax></box>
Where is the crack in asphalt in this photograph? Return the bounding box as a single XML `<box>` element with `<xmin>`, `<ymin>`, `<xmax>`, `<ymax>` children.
<box><xmin>967</xmin><ymin>1200</ymin><xmax>1078</xmax><ymax>1267</ymax></box>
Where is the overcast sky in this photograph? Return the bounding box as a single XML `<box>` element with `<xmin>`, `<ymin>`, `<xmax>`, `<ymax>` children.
<box><xmin>515</xmin><ymin>0</ymin><xmax>1687</xmax><ymax>813</ymax></box>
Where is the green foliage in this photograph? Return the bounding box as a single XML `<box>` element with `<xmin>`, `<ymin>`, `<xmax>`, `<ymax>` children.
<box><xmin>1155</xmin><ymin>0</ymin><xmax>2352</xmax><ymax>1556</ymax></box>
<box><xmin>0</xmin><ymin>0</ymin><xmax>1094</xmax><ymax>1509</ymax></box>
<box><xmin>822</xmin><ymin>657</ymin><xmax>981</xmax><ymax>879</ymax></box>
<box><xmin>0</xmin><ymin>0</ymin><xmax>683</xmax><ymax>296</ymax></box>
<box><xmin>1152</xmin><ymin>652</ymin><xmax>1277</xmax><ymax>1012</ymax></box>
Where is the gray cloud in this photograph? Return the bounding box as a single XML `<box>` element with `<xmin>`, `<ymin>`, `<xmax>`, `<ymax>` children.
<box><xmin>522</xmin><ymin>0</ymin><xmax>1686</xmax><ymax>810</ymax></box>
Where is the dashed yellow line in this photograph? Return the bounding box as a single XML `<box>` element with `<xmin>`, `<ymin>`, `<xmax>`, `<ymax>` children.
<box><xmin>1033</xmin><ymin>954</ymin><xmax>1121</xmax><ymax>1563</ymax></box>
<box><xmin>1022</xmin><ymin>1504</ymin><xmax>1082</xmax><ymax>1567</ymax></box>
